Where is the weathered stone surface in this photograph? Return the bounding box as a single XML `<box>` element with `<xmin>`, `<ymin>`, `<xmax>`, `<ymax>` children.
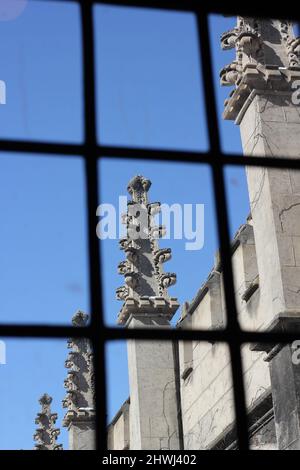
<box><xmin>108</xmin><ymin>399</ymin><xmax>130</xmax><ymax>450</ymax></box>
<box><xmin>219</xmin><ymin>16</ymin><xmax>300</xmax><ymax>451</ymax></box>
<box><xmin>117</xmin><ymin>175</ymin><xmax>179</xmax><ymax>325</ymax></box>
<box><xmin>127</xmin><ymin>314</ymin><xmax>180</xmax><ymax>450</ymax></box>
<box><xmin>221</xmin><ymin>18</ymin><xmax>300</xmax><ymax>323</ymax></box>
<box><xmin>63</xmin><ymin>311</ymin><xmax>96</xmax><ymax>450</ymax></box>
<box><xmin>68</xmin><ymin>422</ymin><xmax>96</xmax><ymax>451</ymax></box>
<box><xmin>268</xmin><ymin>343</ymin><xmax>300</xmax><ymax>449</ymax></box>
<box><xmin>250</xmin><ymin>417</ymin><xmax>277</xmax><ymax>450</ymax></box>
<box><xmin>221</xmin><ymin>17</ymin><xmax>300</xmax><ymax>121</ymax></box>
<box><xmin>34</xmin><ymin>394</ymin><xmax>62</xmax><ymax>451</ymax></box>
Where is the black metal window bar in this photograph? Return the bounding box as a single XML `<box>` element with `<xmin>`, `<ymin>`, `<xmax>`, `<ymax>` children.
<box><xmin>0</xmin><ymin>0</ymin><xmax>300</xmax><ymax>452</ymax></box>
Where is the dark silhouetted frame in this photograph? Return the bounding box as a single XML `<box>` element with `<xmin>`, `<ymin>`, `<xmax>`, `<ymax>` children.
<box><xmin>0</xmin><ymin>0</ymin><xmax>299</xmax><ymax>452</ymax></box>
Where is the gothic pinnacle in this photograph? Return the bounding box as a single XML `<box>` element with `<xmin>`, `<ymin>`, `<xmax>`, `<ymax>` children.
<box><xmin>33</xmin><ymin>393</ymin><xmax>62</xmax><ymax>450</ymax></box>
<box><xmin>62</xmin><ymin>311</ymin><xmax>95</xmax><ymax>428</ymax></box>
<box><xmin>116</xmin><ymin>175</ymin><xmax>179</xmax><ymax>325</ymax></box>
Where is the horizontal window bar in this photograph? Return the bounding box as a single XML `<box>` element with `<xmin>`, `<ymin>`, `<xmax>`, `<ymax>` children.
<box><xmin>1</xmin><ymin>141</ymin><xmax>300</xmax><ymax>170</ymax></box>
<box><xmin>27</xmin><ymin>0</ymin><xmax>300</xmax><ymax>22</ymax></box>
<box><xmin>0</xmin><ymin>324</ymin><xmax>300</xmax><ymax>345</ymax></box>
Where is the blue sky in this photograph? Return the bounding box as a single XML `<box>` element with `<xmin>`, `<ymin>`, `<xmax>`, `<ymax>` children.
<box><xmin>0</xmin><ymin>1</ymin><xmax>251</xmax><ymax>449</ymax></box>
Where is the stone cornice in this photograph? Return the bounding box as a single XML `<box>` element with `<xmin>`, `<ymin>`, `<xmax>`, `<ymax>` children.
<box><xmin>223</xmin><ymin>65</ymin><xmax>300</xmax><ymax>122</ymax></box>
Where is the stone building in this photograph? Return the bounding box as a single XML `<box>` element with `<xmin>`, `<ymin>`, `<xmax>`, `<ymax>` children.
<box><xmin>107</xmin><ymin>17</ymin><xmax>300</xmax><ymax>451</ymax></box>
<box><xmin>34</xmin><ymin>16</ymin><xmax>300</xmax><ymax>450</ymax></box>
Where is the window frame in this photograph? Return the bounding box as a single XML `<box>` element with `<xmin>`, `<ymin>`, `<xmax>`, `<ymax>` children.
<box><xmin>0</xmin><ymin>0</ymin><xmax>300</xmax><ymax>452</ymax></box>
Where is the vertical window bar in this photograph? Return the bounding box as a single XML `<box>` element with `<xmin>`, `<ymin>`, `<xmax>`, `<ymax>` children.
<box><xmin>195</xmin><ymin>11</ymin><xmax>249</xmax><ymax>449</ymax></box>
<box><xmin>81</xmin><ymin>1</ymin><xmax>107</xmax><ymax>452</ymax></box>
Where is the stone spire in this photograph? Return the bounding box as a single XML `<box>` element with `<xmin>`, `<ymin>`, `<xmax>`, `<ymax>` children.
<box><xmin>220</xmin><ymin>18</ymin><xmax>300</xmax><ymax>120</ymax></box>
<box><xmin>62</xmin><ymin>311</ymin><xmax>96</xmax><ymax>450</ymax></box>
<box><xmin>116</xmin><ymin>175</ymin><xmax>179</xmax><ymax>325</ymax></box>
<box><xmin>33</xmin><ymin>393</ymin><xmax>62</xmax><ymax>450</ymax></box>
<box><xmin>116</xmin><ymin>176</ymin><xmax>180</xmax><ymax>450</ymax></box>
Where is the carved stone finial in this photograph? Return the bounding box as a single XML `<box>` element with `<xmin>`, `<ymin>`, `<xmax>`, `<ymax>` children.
<box><xmin>39</xmin><ymin>393</ymin><xmax>52</xmax><ymax>407</ymax></box>
<box><xmin>72</xmin><ymin>310</ymin><xmax>88</xmax><ymax>327</ymax></box>
<box><xmin>127</xmin><ymin>175</ymin><xmax>151</xmax><ymax>204</ymax></box>
<box><xmin>33</xmin><ymin>394</ymin><xmax>62</xmax><ymax>450</ymax></box>
<box><xmin>63</xmin><ymin>312</ymin><xmax>95</xmax><ymax>429</ymax></box>
<box><xmin>117</xmin><ymin>176</ymin><xmax>179</xmax><ymax>325</ymax></box>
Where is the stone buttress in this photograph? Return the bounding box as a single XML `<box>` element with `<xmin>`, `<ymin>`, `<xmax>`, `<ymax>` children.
<box><xmin>221</xmin><ymin>17</ymin><xmax>300</xmax><ymax>449</ymax></box>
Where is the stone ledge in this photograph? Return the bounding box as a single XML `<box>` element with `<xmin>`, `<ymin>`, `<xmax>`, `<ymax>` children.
<box><xmin>62</xmin><ymin>409</ymin><xmax>96</xmax><ymax>428</ymax></box>
<box><xmin>250</xmin><ymin>311</ymin><xmax>300</xmax><ymax>361</ymax></box>
<box><xmin>117</xmin><ymin>297</ymin><xmax>179</xmax><ymax>325</ymax></box>
<box><xmin>223</xmin><ymin>65</ymin><xmax>300</xmax><ymax>122</ymax></box>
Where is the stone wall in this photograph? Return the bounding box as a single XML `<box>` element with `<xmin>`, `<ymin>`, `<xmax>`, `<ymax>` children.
<box><xmin>109</xmin><ymin>219</ymin><xmax>277</xmax><ymax>450</ymax></box>
<box><xmin>178</xmin><ymin>219</ymin><xmax>274</xmax><ymax>449</ymax></box>
<box><xmin>107</xmin><ymin>399</ymin><xmax>130</xmax><ymax>450</ymax></box>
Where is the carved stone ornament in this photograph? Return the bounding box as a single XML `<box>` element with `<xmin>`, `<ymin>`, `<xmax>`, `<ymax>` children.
<box><xmin>63</xmin><ymin>312</ymin><xmax>95</xmax><ymax>428</ymax></box>
<box><xmin>150</xmin><ymin>225</ymin><xmax>166</xmax><ymax>239</ymax></box>
<box><xmin>236</xmin><ymin>30</ymin><xmax>262</xmax><ymax>63</ymax></box>
<box><xmin>220</xmin><ymin>61</ymin><xmax>241</xmax><ymax>86</ymax></box>
<box><xmin>127</xmin><ymin>175</ymin><xmax>151</xmax><ymax>204</ymax></box>
<box><xmin>117</xmin><ymin>176</ymin><xmax>179</xmax><ymax>324</ymax></box>
<box><xmin>160</xmin><ymin>273</ymin><xmax>177</xmax><ymax>289</ymax></box>
<box><xmin>116</xmin><ymin>285</ymin><xmax>129</xmax><ymax>301</ymax></box>
<box><xmin>125</xmin><ymin>246</ymin><xmax>139</xmax><ymax>263</ymax></box>
<box><xmin>33</xmin><ymin>393</ymin><xmax>62</xmax><ymax>450</ymax></box>
<box><xmin>221</xmin><ymin>18</ymin><xmax>300</xmax><ymax>120</ymax></box>
<box><xmin>119</xmin><ymin>237</ymin><xmax>131</xmax><ymax>250</ymax></box>
<box><xmin>287</xmin><ymin>37</ymin><xmax>300</xmax><ymax>67</ymax></box>
<box><xmin>154</xmin><ymin>248</ymin><xmax>172</xmax><ymax>264</ymax></box>
<box><xmin>118</xmin><ymin>260</ymin><xmax>131</xmax><ymax>275</ymax></box>
<box><xmin>221</xmin><ymin>27</ymin><xmax>240</xmax><ymax>50</ymax></box>
<box><xmin>124</xmin><ymin>271</ymin><xmax>139</xmax><ymax>289</ymax></box>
